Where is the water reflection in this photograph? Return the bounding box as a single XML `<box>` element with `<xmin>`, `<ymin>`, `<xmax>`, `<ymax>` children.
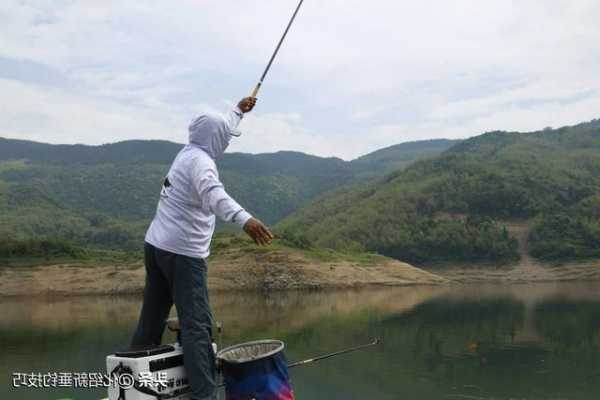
<box><xmin>1</xmin><ymin>282</ymin><xmax>599</xmax><ymax>399</ymax></box>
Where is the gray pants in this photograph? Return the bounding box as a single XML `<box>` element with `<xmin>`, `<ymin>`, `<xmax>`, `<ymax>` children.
<box><xmin>131</xmin><ymin>242</ymin><xmax>216</xmax><ymax>400</ymax></box>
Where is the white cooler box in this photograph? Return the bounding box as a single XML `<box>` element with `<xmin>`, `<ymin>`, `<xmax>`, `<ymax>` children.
<box><xmin>106</xmin><ymin>343</ymin><xmax>191</xmax><ymax>400</ymax></box>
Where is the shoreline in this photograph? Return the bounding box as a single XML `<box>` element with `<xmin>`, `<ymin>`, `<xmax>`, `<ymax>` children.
<box><xmin>431</xmin><ymin>259</ymin><xmax>600</xmax><ymax>284</ymax></box>
<box><xmin>431</xmin><ymin>222</ymin><xmax>600</xmax><ymax>284</ymax></box>
<box><xmin>1</xmin><ymin>244</ymin><xmax>599</xmax><ymax>298</ymax></box>
<box><xmin>0</xmin><ymin>247</ymin><xmax>449</xmax><ymax>297</ymax></box>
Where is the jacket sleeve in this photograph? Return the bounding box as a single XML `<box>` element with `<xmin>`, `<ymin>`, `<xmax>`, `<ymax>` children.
<box><xmin>193</xmin><ymin>162</ymin><xmax>252</xmax><ymax>227</ymax></box>
<box><xmin>223</xmin><ymin>106</ymin><xmax>244</xmax><ymax>136</ymax></box>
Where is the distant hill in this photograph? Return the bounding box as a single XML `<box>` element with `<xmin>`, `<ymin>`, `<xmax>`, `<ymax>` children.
<box><xmin>0</xmin><ymin>136</ymin><xmax>450</xmax><ymax>251</ymax></box>
<box><xmin>350</xmin><ymin>139</ymin><xmax>460</xmax><ymax>178</ymax></box>
<box><xmin>0</xmin><ymin>138</ymin><xmax>183</xmax><ymax>165</ymax></box>
<box><xmin>277</xmin><ymin>119</ymin><xmax>600</xmax><ymax>264</ymax></box>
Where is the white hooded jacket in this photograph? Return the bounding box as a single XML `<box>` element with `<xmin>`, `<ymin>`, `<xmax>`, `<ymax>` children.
<box><xmin>145</xmin><ymin>107</ymin><xmax>252</xmax><ymax>259</ymax></box>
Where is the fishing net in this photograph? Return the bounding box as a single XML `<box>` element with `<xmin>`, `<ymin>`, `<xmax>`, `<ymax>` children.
<box><xmin>217</xmin><ymin>340</ymin><xmax>294</xmax><ymax>400</ymax></box>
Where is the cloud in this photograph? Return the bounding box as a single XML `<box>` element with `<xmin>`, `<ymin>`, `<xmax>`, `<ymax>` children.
<box><xmin>0</xmin><ymin>78</ymin><xmax>183</xmax><ymax>144</ymax></box>
<box><xmin>1</xmin><ymin>0</ymin><xmax>600</xmax><ymax>159</ymax></box>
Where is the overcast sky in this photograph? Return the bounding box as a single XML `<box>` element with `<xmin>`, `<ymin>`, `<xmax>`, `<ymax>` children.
<box><xmin>1</xmin><ymin>1</ymin><xmax>599</xmax><ymax>159</ymax></box>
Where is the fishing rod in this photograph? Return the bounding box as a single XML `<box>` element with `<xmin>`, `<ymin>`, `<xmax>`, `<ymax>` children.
<box><xmin>288</xmin><ymin>338</ymin><xmax>380</xmax><ymax>368</ymax></box>
<box><xmin>250</xmin><ymin>0</ymin><xmax>305</xmax><ymax>98</ymax></box>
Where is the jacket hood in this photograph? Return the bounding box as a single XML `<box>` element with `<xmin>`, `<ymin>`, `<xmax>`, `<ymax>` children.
<box><xmin>188</xmin><ymin>112</ymin><xmax>241</xmax><ymax>159</ymax></box>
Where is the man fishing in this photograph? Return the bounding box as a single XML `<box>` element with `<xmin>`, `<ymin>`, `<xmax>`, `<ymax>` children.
<box><xmin>130</xmin><ymin>96</ymin><xmax>274</xmax><ymax>400</ymax></box>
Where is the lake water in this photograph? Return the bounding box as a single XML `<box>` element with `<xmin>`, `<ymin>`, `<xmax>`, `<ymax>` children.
<box><xmin>1</xmin><ymin>282</ymin><xmax>599</xmax><ymax>399</ymax></box>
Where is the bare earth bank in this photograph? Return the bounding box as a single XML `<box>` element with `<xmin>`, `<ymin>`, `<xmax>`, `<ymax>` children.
<box><xmin>0</xmin><ymin>249</ymin><xmax>448</xmax><ymax>297</ymax></box>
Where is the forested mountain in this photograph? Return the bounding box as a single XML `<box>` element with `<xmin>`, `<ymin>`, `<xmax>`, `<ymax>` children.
<box><xmin>6</xmin><ymin>118</ymin><xmax>598</xmax><ymax>265</ymax></box>
<box><xmin>350</xmin><ymin>139</ymin><xmax>459</xmax><ymax>178</ymax></box>
<box><xmin>0</xmin><ymin>136</ymin><xmax>449</xmax><ymax>252</ymax></box>
<box><xmin>278</xmin><ymin>119</ymin><xmax>600</xmax><ymax>264</ymax></box>
<box><xmin>0</xmin><ymin>138</ymin><xmax>183</xmax><ymax>165</ymax></box>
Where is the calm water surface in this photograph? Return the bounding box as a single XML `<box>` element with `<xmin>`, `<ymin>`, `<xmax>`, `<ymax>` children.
<box><xmin>1</xmin><ymin>282</ymin><xmax>599</xmax><ymax>399</ymax></box>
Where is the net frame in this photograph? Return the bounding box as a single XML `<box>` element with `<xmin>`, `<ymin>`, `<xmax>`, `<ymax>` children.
<box><xmin>217</xmin><ymin>340</ymin><xmax>285</xmax><ymax>364</ymax></box>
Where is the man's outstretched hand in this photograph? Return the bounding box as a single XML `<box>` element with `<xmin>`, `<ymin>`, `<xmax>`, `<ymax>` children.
<box><xmin>238</xmin><ymin>97</ymin><xmax>257</xmax><ymax>113</ymax></box>
<box><xmin>243</xmin><ymin>218</ymin><xmax>274</xmax><ymax>246</ymax></box>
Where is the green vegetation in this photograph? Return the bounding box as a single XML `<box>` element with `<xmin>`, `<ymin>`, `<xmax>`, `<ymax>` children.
<box><xmin>211</xmin><ymin>232</ymin><xmax>386</xmax><ymax>265</ymax></box>
<box><xmin>0</xmin><ymin>236</ymin><xmax>141</xmax><ymax>268</ymax></box>
<box><xmin>350</xmin><ymin>138</ymin><xmax>459</xmax><ymax>178</ymax></box>
<box><xmin>530</xmin><ymin>194</ymin><xmax>600</xmax><ymax>260</ymax></box>
<box><xmin>278</xmin><ymin>119</ymin><xmax>600</xmax><ymax>265</ymax></box>
<box><xmin>2</xmin><ymin>118</ymin><xmax>599</xmax><ymax>266</ymax></box>
<box><xmin>0</xmin><ymin>137</ymin><xmax>449</xmax><ymax>256</ymax></box>
<box><xmin>0</xmin><ymin>237</ymin><xmax>84</xmax><ymax>259</ymax></box>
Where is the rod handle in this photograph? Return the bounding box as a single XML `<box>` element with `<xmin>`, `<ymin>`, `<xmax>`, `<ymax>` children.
<box><xmin>250</xmin><ymin>82</ymin><xmax>262</xmax><ymax>98</ymax></box>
